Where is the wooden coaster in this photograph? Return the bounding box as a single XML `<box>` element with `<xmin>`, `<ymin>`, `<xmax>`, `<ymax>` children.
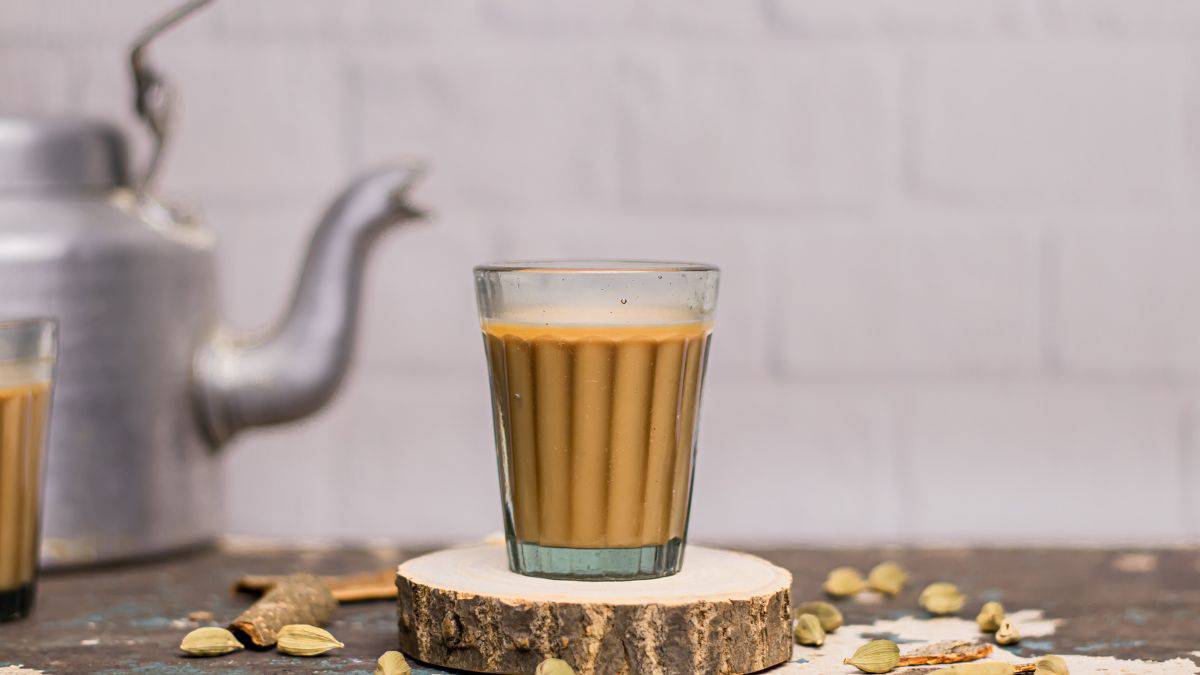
<box><xmin>395</xmin><ymin>543</ymin><xmax>792</xmax><ymax>674</ymax></box>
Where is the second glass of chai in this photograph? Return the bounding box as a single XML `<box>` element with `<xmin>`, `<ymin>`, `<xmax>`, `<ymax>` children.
<box><xmin>0</xmin><ymin>318</ymin><xmax>56</xmax><ymax>621</ymax></box>
<box><xmin>475</xmin><ymin>260</ymin><xmax>719</xmax><ymax>580</ymax></box>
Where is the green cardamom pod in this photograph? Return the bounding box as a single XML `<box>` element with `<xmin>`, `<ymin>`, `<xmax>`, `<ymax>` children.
<box><xmin>934</xmin><ymin>664</ymin><xmax>1016</xmax><ymax>674</ymax></box>
<box><xmin>995</xmin><ymin>618</ymin><xmax>1020</xmax><ymax>645</ymax></box>
<box><xmin>824</xmin><ymin>566</ymin><xmax>866</xmax><ymax>597</ymax></box>
<box><xmin>794</xmin><ymin>600</ymin><xmax>844</xmax><ymax>632</ymax></box>
<box><xmin>922</xmin><ymin>592</ymin><xmax>965</xmax><ymax>615</ymax></box>
<box><xmin>180</xmin><ymin>626</ymin><xmax>244</xmax><ymax>657</ymax></box>
<box><xmin>535</xmin><ymin>658</ymin><xmax>577</xmax><ymax>675</ymax></box>
<box><xmin>918</xmin><ymin>582</ymin><xmax>959</xmax><ymax>603</ymax></box>
<box><xmin>1035</xmin><ymin>655</ymin><xmax>1069</xmax><ymax>674</ymax></box>
<box><xmin>866</xmin><ymin>561</ymin><xmax>908</xmax><ymax>596</ymax></box>
<box><xmin>975</xmin><ymin>601</ymin><xmax>1006</xmax><ymax>632</ymax></box>
<box><xmin>919</xmin><ymin>582</ymin><xmax>965</xmax><ymax>615</ymax></box>
<box><xmin>793</xmin><ymin>613</ymin><xmax>825</xmax><ymax>647</ymax></box>
<box><xmin>376</xmin><ymin>650</ymin><xmax>413</xmax><ymax>675</ymax></box>
<box><xmin>276</xmin><ymin>624</ymin><xmax>344</xmax><ymax>657</ymax></box>
<box><xmin>845</xmin><ymin>639</ymin><xmax>900</xmax><ymax>673</ymax></box>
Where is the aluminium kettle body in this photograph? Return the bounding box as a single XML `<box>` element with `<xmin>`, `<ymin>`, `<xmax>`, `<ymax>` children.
<box><xmin>0</xmin><ymin>118</ymin><xmax>422</xmax><ymax>568</ymax></box>
<box><xmin>0</xmin><ymin>0</ymin><xmax>425</xmax><ymax>568</ymax></box>
<box><xmin>0</xmin><ymin>120</ymin><xmax>221</xmax><ymax>565</ymax></box>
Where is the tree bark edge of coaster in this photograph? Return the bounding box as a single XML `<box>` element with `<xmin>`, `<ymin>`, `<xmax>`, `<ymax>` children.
<box><xmin>395</xmin><ymin>543</ymin><xmax>792</xmax><ymax>675</ymax></box>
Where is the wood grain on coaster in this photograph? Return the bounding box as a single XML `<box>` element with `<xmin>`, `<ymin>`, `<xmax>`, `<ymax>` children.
<box><xmin>395</xmin><ymin>543</ymin><xmax>792</xmax><ymax>675</ymax></box>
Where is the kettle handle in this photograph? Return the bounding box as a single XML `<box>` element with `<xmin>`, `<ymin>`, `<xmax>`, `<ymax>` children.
<box><xmin>129</xmin><ymin>0</ymin><xmax>214</xmax><ymax>198</ymax></box>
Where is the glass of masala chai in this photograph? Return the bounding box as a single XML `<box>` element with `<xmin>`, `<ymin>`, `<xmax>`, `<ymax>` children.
<box><xmin>474</xmin><ymin>261</ymin><xmax>719</xmax><ymax>580</ymax></box>
<box><xmin>0</xmin><ymin>318</ymin><xmax>56</xmax><ymax>620</ymax></box>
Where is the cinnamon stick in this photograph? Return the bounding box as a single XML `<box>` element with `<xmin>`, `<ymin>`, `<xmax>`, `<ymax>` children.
<box><xmin>236</xmin><ymin>569</ymin><xmax>396</xmax><ymax>602</ymax></box>
<box><xmin>229</xmin><ymin>573</ymin><xmax>336</xmax><ymax>648</ymax></box>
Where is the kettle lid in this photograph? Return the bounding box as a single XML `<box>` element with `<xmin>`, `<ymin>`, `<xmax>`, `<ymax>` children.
<box><xmin>0</xmin><ymin>117</ymin><xmax>129</xmax><ymax>192</ymax></box>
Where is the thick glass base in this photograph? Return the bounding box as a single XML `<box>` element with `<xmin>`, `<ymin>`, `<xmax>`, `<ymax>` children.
<box><xmin>0</xmin><ymin>583</ymin><xmax>34</xmax><ymax>622</ymax></box>
<box><xmin>507</xmin><ymin>538</ymin><xmax>685</xmax><ymax>580</ymax></box>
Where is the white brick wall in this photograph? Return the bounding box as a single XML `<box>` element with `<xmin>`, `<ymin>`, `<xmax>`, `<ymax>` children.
<box><xmin>772</xmin><ymin>220</ymin><xmax>1042</xmax><ymax>375</ymax></box>
<box><xmin>766</xmin><ymin>0</ymin><xmax>1029</xmax><ymax>37</ymax></box>
<box><xmin>1058</xmin><ymin>221</ymin><xmax>1200</xmax><ymax>374</ymax></box>
<box><xmin>2</xmin><ymin>0</ymin><xmax>1199</xmax><ymax>545</ymax></box>
<box><xmin>0</xmin><ymin>46</ymin><xmax>73</xmax><ymax>114</ymax></box>
<box><xmin>913</xmin><ymin>43</ymin><xmax>1186</xmax><ymax>206</ymax></box>
<box><xmin>899</xmin><ymin>382</ymin><xmax>1188</xmax><ymax>543</ymax></box>
<box><xmin>161</xmin><ymin>43</ymin><xmax>353</xmax><ymax>199</ymax></box>
<box><xmin>354</xmin><ymin>47</ymin><xmax>622</xmax><ymax>207</ymax></box>
<box><xmin>621</xmin><ymin>46</ymin><xmax>898</xmax><ymax>211</ymax></box>
<box><xmin>694</xmin><ymin>380</ymin><xmax>902</xmax><ymax>544</ymax></box>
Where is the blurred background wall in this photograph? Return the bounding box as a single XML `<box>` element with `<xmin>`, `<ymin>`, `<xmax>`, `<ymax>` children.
<box><xmin>2</xmin><ymin>0</ymin><xmax>1197</xmax><ymax>546</ymax></box>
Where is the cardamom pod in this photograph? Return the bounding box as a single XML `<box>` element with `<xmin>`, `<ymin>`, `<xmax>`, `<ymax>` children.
<box><xmin>1035</xmin><ymin>655</ymin><xmax>1069</xmax><ymax>674</ymax></box>
<box><xmin>866</xmin><ymin>561</ymin><xmax>908</xmax><ymax>596</ymax></box>
<box><xmin>975</xmin><ymin>601</ymin><xmax>1005</xmax><ymax>632</ymax></box>
<box><xmin>794</xmin><ymin>600</ymin><xmax>844</xmax><ymax>632</ymax></box>
<box><xmin>824</xmin><ymin>566</ymin><xmax>867</xmax><ymax>597</ymax></box>
<box><xmin>919</xmin><ymin>582</ymin><xmax>965</xmax><ymax>615</ymax></box>
<box><xmin>934</xmin><ymin>664</ymin><xmax>1015</xmax><ymax>674</ymax></box>
<box><xmin>793</xmin><ymin>613</ymin><xmax>826</xmax><ymax>647</ymax></box>
<box><xmin>376</xmin><ymin>650</ymin><xmax>413</xmax><ymax>675</ymax></box>
<box><xmin>995</xmin><ymin>619</ymin><xmax>1020</xmax><ymax>645</ymax></box>
<box><xmin>275</xmin><ymin>624</ymin><xmax>344</xmax><ymax>657</ymax></box>
<box><xmin>919</xmin><ymin>582</ymin><xmax>959</xmax><ymax>603</ymax></box>
<box><xmin>923</xmin><ymin>592</ymin><xmax>965</xmax><ymax>615</ymax></box>
<box><xmin>180</xmin><ymin>626</ymin><xmax>244</xmax><ymax>657</ymax></box>
<box><xmin>845</xmin><ymin>639</ymin><xmax>900</xmax><ymax>673</ymax></box>
<box><xmin>535</xmin><ymin>658</ymin><xmax>577</xmax><ymax>675</ymax></box>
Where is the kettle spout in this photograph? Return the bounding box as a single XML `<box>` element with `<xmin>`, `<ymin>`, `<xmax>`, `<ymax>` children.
<box><xmin>193</xmin><ymin>164</ymin><xmax>425</xmax><ymax>446</ymax></box>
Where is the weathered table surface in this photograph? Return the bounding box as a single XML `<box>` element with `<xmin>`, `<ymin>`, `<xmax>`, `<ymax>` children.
<box><xmin>1</xmin><ymin>546</ymin><xmax>1197</xmax><ymax>673</ymax></box>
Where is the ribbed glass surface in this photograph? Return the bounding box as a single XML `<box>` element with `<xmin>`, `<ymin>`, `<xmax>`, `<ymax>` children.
<box><xmin>475</xmin><ymin>262</ymin><xmax>717</xmax><ymax>580</ymax></box>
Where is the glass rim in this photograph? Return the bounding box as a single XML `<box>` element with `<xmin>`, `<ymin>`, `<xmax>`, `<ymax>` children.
<box><xmin>0</xmin><ymin>316</ymin><xmax>57</xmax><ymax>331</ymax></box>
<box><xmin>0</xmin><ymin>316</ymin><xmax>58</xmax><ymax>362</ymax></box>
<box><xmin>474</xmin><ymin>259</ymin><xmax>718</xmax><ymax>274</ymax></box>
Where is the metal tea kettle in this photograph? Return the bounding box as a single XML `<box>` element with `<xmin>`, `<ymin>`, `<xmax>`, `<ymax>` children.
<box><xmin>0</xmin><ymin>1</ymin><xmax>425</xmax><ymax>567</ymax></box>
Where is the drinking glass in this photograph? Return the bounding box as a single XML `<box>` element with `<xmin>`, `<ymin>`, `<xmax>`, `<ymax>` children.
<box><xmin>475</xmin><ymin>260</ymin><xmax>718</xmax><ymax>580</ymax></box>
<box><xmin>0</xmin><ymin>318</ymin><xmax>56</xmax><ymax>621</ymax></box>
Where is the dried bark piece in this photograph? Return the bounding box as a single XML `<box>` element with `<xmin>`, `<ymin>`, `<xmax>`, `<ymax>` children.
<box><xmin>899</xmin><ymin>640</ymin><xmax>993</xmax><ymax>667</ymax></box>
<box><xmin>236</xmin><ymin>569</ymin><xmax>396</xmax><ymax>602</ymax></box>
<box><xmin>229</xmin><ymin>573</ymin><xmax>337</xmax><ymax>647</ymax></box>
